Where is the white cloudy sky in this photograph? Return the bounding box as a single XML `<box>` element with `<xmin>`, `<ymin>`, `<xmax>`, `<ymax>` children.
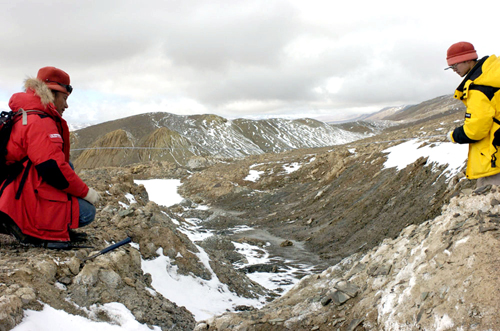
<box><xmin>0</xmin><ymin>0</ymin><xmax>499</xmax><ymax>125</ymax></box>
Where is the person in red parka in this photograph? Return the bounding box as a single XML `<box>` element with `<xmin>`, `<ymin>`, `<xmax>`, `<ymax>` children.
<box><xmin>0</xmin><ymin>66</ymin><xmax>100</xmax><ymax>246</ymax></box>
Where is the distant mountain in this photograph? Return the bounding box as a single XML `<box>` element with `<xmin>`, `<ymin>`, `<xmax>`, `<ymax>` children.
<box><xmin>71</xmin><ymin>94</ymin><xmax>466</xmax><ymax>170</ymax></box>
<box><xmin>68</xmin><ymin>122</ymin><xmax>93</xmax><ymax>131</ymax></box>
<box><xmin>360</xmin><ymin>105</ymin><xmax>410</xmax><ymax>121</ymax></box>
<box><xmin>71</xmin><ymin>113</ymin><xmax>370</xmax><ymax>170</ymax></box>
<box><xmin>376</xmin><ymin>94</ymin><xmax>464</xmax><ymax>122</ymax></box>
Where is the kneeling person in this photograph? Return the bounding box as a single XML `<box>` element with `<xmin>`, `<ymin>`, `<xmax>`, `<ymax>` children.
<box><xmin>0</xmin><ymin>66</ymin><xmax>100</xmax><ymax>246</ymax></box>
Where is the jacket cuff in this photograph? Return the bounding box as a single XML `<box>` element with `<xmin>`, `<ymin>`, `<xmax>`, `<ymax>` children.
<box><xmin>453</xmin><ymin>126</ymin><xmax>479</xmax><ymax>144</ymax></box>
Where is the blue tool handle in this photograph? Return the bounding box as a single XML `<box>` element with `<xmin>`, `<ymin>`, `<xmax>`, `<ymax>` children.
<box><xmin>99</xmin><ymin>237</ymin><xmax>132</xmax><ymax>255</ymax></box>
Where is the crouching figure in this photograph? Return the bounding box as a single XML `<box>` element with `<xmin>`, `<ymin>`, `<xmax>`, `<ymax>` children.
<box><xmin>0</xmin><ymin>66</ymin><xmax>100</xmax><ymax>247</ymax></box>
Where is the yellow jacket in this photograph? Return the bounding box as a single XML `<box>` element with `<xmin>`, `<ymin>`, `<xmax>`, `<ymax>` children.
<box><xmin>450</xmin><ymin>55</ymin><xmax>500</xmax><ymax>179</ymax></box>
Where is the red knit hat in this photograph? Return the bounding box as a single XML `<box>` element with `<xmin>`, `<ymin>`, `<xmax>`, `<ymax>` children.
<box><xmin>37</xmin><ymin>66</ymin><xmax>72</xmax><ymax>95</ymax></box>
<box><xmin>446</xmin><ymin>42</ymin><xmax>478</xmax><ymax>66</ymax></box>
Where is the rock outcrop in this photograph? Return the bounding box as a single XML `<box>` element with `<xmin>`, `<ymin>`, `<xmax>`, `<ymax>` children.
<box><xmin>197</xmin><ymin>187</ymin><xmax>500</xmax><ymax>330</ymax></box>
<box><xmin>73</xmin><ymin>129</ymin><xmax>139</xmax><ymax>171</ymax></box>
<box><xmin>178</xmin><ymin>128</ymin><xmax>471</xmax><ymax>265</ymax></box>
<box><xmin>137</xmin><ymin>127</ymin><xmax>196</xmax><ymax>165</ymax></box>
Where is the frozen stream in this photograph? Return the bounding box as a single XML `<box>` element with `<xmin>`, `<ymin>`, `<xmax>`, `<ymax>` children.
<box><xmin>135</xmin><ymin>179</ymin><xmax>320</xmax><ymax>321</ymax></box>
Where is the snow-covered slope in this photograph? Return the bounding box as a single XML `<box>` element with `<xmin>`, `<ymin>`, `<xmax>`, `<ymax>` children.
<box><xmin>72</xmin><ymin>112</ymin><xmax>370</xmax><ymax>168</ymax></box>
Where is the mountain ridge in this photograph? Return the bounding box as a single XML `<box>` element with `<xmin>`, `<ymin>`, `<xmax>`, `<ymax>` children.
<box><xmin>71</xmin><ymin>94</ymin><xmax>464</xmax><ymax>172</ymax></box>
<box><xmin>71</xmin><ymin>113</ymin><xmax>371</xmax><ymax>171</ymax></box>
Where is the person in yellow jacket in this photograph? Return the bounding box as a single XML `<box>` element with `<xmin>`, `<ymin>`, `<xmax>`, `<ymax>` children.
<box><xmin>446</xmin><ymin>41</ymin><xmax>500</xmax><ymax>188</ymax></box>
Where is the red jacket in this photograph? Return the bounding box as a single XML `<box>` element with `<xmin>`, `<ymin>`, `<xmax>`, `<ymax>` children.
<box><xmin>0</xmin><ymin>78</ymin><xmax>89</xmax><ymax>241</ymax></box>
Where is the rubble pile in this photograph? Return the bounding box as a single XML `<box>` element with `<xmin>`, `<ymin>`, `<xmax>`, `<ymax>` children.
<box><xmin>197</xmin><ymin>187</ymin><xmax>500</xmax><ymax>330</ymax></box>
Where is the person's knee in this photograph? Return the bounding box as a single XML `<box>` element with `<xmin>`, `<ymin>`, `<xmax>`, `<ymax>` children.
<box><xmin>78</xmin><ymin>198</ymin><xmax>96</xmax><ymax>227</ymax></box>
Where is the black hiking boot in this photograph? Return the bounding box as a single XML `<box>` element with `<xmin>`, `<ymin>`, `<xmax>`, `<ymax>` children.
<box><xmin>69</xmin><ymin>230</ymin><xmax>88</xmax><ymax>242</ymax></box>
<box><xmin>0</xmin><ymin>214</ymin><xmax>92</xmax><ymax>249</ymax></box>
<box><xmin>0</xmin><ymin>217</ymin><xmax>30</xmax><ymax>243</ymax></box>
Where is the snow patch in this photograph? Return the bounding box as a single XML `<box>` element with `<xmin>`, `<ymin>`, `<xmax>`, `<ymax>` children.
<box><xmin>12</xmin><ymin>303</ymin><xmax>160</xmax><ymax>331</ymax></box>
<box><xmin>141</xmin><ymin>248</ymin><xmax>264</xmax><ymax>321</ymax></box>
<box><xmin>124</xmin><ymin>193</ymin><xmax>136</xmax><ymax>204</ymax></box>
<box><xmin>245</xmin><ymin>170</ymin><xmax>265</xmax><ymax>182</ymax></box>
<box><xmin>283</xmin><ymin>162</ymin><xmax>301</xmax><ymax>174</ymax></box>
<box><xmin>383</xmin><ymin>140</ymin><xmax>467</xmax><ymax>180</ymax></box>
<box><xmin>134</xmin><ymin>179</ymin><xmax>183</xmax><ymax>207</ymax></box>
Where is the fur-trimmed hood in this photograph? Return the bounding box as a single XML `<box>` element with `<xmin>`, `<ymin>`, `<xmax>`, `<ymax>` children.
<box><xmin>24</xmin><ymin>78</ymin><xmax>55</xmax><ymax>106</ymax></box>
<box><xmin>8</xmin><ymin>75</ymin><xmax>70</xmax><ymax>160</ymax></box>
<box><xmin>9</xmin><ymin>78</ymin><xmax>60</xmax><ymax>120</ymax></box>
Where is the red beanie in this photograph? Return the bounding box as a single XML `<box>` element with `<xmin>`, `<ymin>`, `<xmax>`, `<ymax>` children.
<box><xmin>446</xmin><ymin>42</ymin><xmax>478</xmax><ymax>66</ymax></box>
<box><xmin>37</xmin><ymin>66</ymin><xmax>72</xmax><ymax>95</ymax></box>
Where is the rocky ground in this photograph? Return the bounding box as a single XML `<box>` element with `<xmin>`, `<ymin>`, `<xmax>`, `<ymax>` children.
<box><xmin>0</xmin><ymin>164</ymin><xmax>271</xmax><ymax>331</ymax></box>
<box><xmin>197</xmin><ymin>186</ymin><xmax>500</xmax><ymax>330</ymax></box>
<box><xmin>1</xmin><ymin>107</ymin><xmax>499</xmax><ymax>330</ymax></box>
<box><xmin>178</xmin><ymin>111</ymin><xmax>471</xmax><ymax>265</ymax></box>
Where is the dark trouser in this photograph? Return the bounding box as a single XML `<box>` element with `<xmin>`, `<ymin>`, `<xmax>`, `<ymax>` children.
<box><xmin>69</xmin><ymin>161</ymin><xmax>96</xmax><ymax>227</ymax></box>
<box><xmin>78</xmin><ymin>197</ymin><xmax>96</xmax><ymax>227</ymax></box>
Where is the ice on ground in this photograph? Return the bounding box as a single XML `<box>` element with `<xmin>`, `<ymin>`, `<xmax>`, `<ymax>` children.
<box><xmin>383</xmin><ymin>140</ymin><xmax>467</xmax><ymax>179</ymax></box>
<box><xmin>136</xmin><ymin>179</ymin><xmax>316</xmax><ymax>320</ymax></box>
<box><xmin>118</xmin><ymin>201</ymin><xmax>128</xmax><ymax>208</ymax></box>
<box><xmin>179</xmin><ymin>217</ymin><xmax>214</xmax><ymax>242</ymax></box>
<box><xmin>233</xmin><ymin>241</ymin><xmax>315</xmax><ymax>294</ymax></box>
<box><xmin>124</xmin><ymin>193</ymin><xmax>136</xmax><ymax>204</ymax></box>
<box><xmin>12</xmin><ymin>302</ymin><xmax>160</xmax><ymax>331</ymax></box>
<box><xmin>134</xmin><ymin>179</ymin><xmax>183</xmax><ymax>207</ymax></box>
<box><xmin>245</xmin><ymin>169</ymin><xmax>265</xmax><ymax>182</ymax></box>
<box><xmin>283</xmin><ymin>162</ymin><xmax>301</xmax><ymax>174</ymax></box>
<box><xmin>233</xmin><ymin>241</ymin><xmax>270</xmax><ymax>265</ymax></box>
<box><xmin>141</xmin><ymin>248</ymin><xmax>265</xmax><ymax>321</ymax></box>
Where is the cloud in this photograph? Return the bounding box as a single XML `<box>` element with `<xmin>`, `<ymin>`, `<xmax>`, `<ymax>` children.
<box><xmin>1</xmin><ymin>0</ymin><xmax>499</xmax><ymax>124</ymax></box>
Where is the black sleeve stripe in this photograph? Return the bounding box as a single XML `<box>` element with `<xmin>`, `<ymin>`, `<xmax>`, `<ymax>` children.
<box><xmin>469</xmin><ymin>84</ymin><xmax>500</xmax><ymax>101</ymax></box>
<box><xmin>35</xmin><ymin>159</ymin><xmax>69</xmax><ymax>190</ymax></box>
<box><xmin>453</xmin><ymin>126</ymin><xmax>479</xmax><ymax>144</ymax></box>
